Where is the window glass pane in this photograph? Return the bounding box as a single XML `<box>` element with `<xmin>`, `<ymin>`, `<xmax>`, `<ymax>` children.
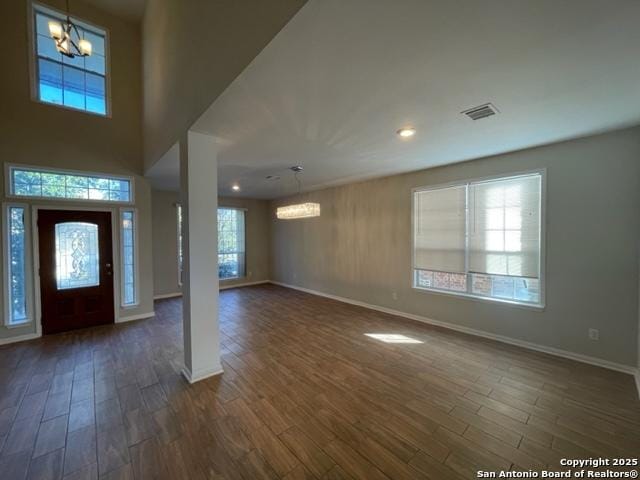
<box><xmin>471</xmin><ymin>273</ymin><xmax>492</xmax><ymax>296</ymax></box>
<box><xmin>11</xmin><ymin>168</ymin><xmax>131</xmax><ymax>202</ymax></box>
<box><xmin>85</xmin><ymin>53</ymin><xmax>105</xmax><ymax>75</ymax></box>
<box><xmin>38</xmin><ymin>58</ymin><xmax>63</xmax><ymax>105</ymax></box>
<box><xmin>177</xmin><ymin>205</ymin><xmax>183</xmax><ymax>285</ymax></box>
<box><xmin>63</xmin><ymin>65</ymin><xmax>86</xmax><ymax>110</ymax></box>
<box><xmin>217</xmin><ymin>208</ymin><xmax>245</xmax><ymax>279</ymax></box>
<box><xmin>433</xmin><ymin>271</ymin><xmax>467</xmax><ymax>292</ymax></box>
<box><xmin>62</xmin><ymin>50</ymin><xmax>85</xmax><ymax>69</ymax></box>
<box><xmin>489</xmin><ymin>275</ymin><xmax>515</xmax><ymax>299</ymax></box>
<box><xmin>42</xmin><ymin>184</ymin><xmax>67</xmax><ymax>198</ymax></box>
<box><xmin>34</xmin><ymin>7</ymin><xmax>107</xmax><ymax>116</ymax></box>
<box><xmin>37</xmin><ymin>34</ymin><xmax>60</xmax><ymax>60</ymax></box>
<box><xmin>515</xmin><ymin>278</ymin><xmax>540</xmax><ymax>303</ymax></box>
<box><xmin>84</xmin><ymin>31</ymin><xmax>105</xmax><ymax>56</ymax></box>
<box><xmin>219</xmin><ymin>253</ymin><xmax>239</xmax><ymax>279</ymax></box>
<box><xmin>8</xmin><ymin>207</ymin><xmax>28</xmax><ymax>324</ymax></box>
<box><xmin>55</xmin><ymin>222</ymin><xmax>100</xmax><ymax>290</ymax></box>
<box><xmin>35</xmin><ymin>13</ymin><xmax>51</xmax><ymax>35</ymax></box>
<box><xmin>85</xmin><ymin>72</ymin><xmax>106</xmax><ymax>114</ymax></box>
<box><xmin>121</xmin><ymin>210</ymin><xmax>136</xmax><ymax>305</ymax></box>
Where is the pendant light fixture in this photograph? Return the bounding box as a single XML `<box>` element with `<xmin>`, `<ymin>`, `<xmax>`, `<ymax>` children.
<box><xmin>276</xmin><ymin>166</ymin><xmax>321</xmax><ymax>220</ymax></box>
<box><xmin>47</xmin><ymin>0</ymin><xmax>92</xmax><ymax>58</ymax></box>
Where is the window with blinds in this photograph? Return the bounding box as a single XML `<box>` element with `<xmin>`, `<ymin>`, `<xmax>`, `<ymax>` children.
<box><xmin>413</xmin><ymin>172</ymin><xmax>543</xmax><ymax>306</ymax></box>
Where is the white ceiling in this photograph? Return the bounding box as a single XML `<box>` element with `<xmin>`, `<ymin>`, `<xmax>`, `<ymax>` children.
<box><xmin>149</xmin><ymin>0</ymin><xmax>640</xmax><ymax>197</ymax></box>
<box><xmin>83</xmin><ymin>0</ymin><xmax>145</xmax><ymax>21</ymax></box>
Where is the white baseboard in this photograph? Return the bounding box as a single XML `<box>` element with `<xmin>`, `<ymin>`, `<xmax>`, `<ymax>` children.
<box><xmin>220</xmin><ymin>280</ymin><xmax>269</xmax><ymax>290</ymax></box>
<box><xmin>0</xmin><ymin>332</ymin><xmax>40</xmax><ymax>346</ymax></box>
<box><xmin>269</xmin><ymin>281</ymin><xmax>639</xmax><ymax>376</ymax></box>
<box><xmin>181</xmin><ymin>365</ymin><xmax>224</xmax><ymax>384</ymax></box>
<box><xmin>117</xmin><ymin>311</ymin><xmax>155</xmax><ymax>323</ymax></box>
<box><xmin>153</xmin><ymin>292</ymin><xmax>182</xmax><ymax>300</ymax></box>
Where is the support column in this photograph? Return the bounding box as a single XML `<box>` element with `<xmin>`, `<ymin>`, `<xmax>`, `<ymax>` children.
<box><xmin>179</xmin><ymin>130</ymin><xmax>222</xmax><ymax>383</ymax></box>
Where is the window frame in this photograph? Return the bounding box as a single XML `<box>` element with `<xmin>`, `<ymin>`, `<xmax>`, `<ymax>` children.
<box><xmin>2</xmin><ymin>203</ymin><xmax>34</xmax><ymax>327</ymax></box>
<box><xmin>411</xmin><ymin>169</ymin><xmax>546</xmax><ymax>310</ymax></box>
<box><xmin>5</xmin><ymin>163</ymin><xmax>134</xmax><ymax>205</ymax></box>
<box><xmin>119</xmin><ymin>207</ymin><xmax>139</xmax><ymax>308</ymax></box>
<box><xmin>28</xmin><ymin>1</ymin><xmax>112</xmax><ymax>118</ymax></box>
<box><xmin>217</xmin><ymin>206</ymin><xmax>247</xmax><ymax>281</ymax></box>
<box><xmin>176</xmin><ymin>203</ymin><xmax>183</xmax><ymax>287</ymax></box>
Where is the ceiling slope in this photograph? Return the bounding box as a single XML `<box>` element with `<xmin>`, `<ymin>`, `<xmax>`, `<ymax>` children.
<box><xmin>184</xmin><ymin>0</ymin><xmax>640</xmax><ymax>198</ymax></box>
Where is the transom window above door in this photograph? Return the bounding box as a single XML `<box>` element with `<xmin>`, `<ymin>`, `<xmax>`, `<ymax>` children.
<box><xmin>8</xmin><ymin>166</ymin><xmax>132</xmax><ymax>203</ymax></box>
<box><xmin>31</xmin><ymin>3</ymin><xmax>108</xmax><ymax>115</ymax></box>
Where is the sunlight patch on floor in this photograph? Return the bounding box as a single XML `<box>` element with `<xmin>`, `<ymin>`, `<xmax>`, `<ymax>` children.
<box><xmin>365</xmin><ymin>333</ymin><xmax>423</xmax><ymax>344</ymax></box>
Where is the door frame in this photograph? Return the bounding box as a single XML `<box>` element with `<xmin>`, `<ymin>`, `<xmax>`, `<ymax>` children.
<box><xmin>31</xmin><ymin>204</ymin><xmax>120</xmax><ymax>336</ymax></box>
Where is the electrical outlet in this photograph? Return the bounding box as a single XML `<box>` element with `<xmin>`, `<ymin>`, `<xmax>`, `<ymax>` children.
<box><xmin>391</xmin><ymin>291</ymin><xmax>398</xmax><ymax>300</ymax></box>
<box><xmin>588</xmin><ymin>328</ymin><xmax>599</xmax><ymax>341</ymax></box>
<box><xmin>248</xmin><ymin>271</ymin><xmax>252</xmax><ymax>277</ymax></box>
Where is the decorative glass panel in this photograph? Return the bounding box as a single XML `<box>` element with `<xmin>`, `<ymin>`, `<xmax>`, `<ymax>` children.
<box><xmin>121</xmin><ymin>210</ymin><xmax>136</xmax><ymax>305</ymax></box>
<box><xmin>33</xmin><ymin>6</ymin><xmax>108</xmax><ymax>115</ymax></box>
<box><xmin>8</xmin><ymin>207</ymin><xmax>28</xmax><ymax>324</ymax></box>
<box><xmin>11</xmin><ymin>167</ymin><xmax>131</xmax><ymax>202</ymax></box>
<box><xmin>55</xmin><ymin>222</ymin><xmax>100</xmax><ymax>290</ymax></box>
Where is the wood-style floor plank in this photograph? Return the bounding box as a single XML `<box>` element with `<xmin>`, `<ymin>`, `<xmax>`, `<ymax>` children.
<box><xmin>0</xmin><ymin>284</ymin><xmax>638</xmax><ymax>480</ymax></box>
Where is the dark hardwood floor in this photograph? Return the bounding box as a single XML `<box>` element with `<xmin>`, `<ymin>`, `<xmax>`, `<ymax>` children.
<box><xmin>1</xmin><ymin>284</ymin><xmax>639</xmax><ymax>479</ymax></box>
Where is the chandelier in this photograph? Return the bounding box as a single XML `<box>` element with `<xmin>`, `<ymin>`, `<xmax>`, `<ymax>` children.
<box><xmin>47</xmin><ymin>0</ymin><xmax>92</xmax><ymax>58</ymax></box>
<box><xmin>276</xmin><ymin>166</ymin><xmax>321</xmax><ymax>220</ymax></box>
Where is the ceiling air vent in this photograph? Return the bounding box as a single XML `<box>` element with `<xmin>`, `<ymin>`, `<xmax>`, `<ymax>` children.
<box><xmin>461</xmin><ymin>103</ymin><xmax>499</xmax><ymax>120</ymax></box>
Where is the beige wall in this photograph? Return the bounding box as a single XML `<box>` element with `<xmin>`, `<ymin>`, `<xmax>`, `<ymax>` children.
<box><xmin>0</xmin><ymin>0</ymin><xmax>153</xmax><ymax>340</ymax></box>
<box><xmin>142</xmin><ymin>0</ymin><xmax>307</xmax><ymax>170</ymax></box>
<box><xmin>270</xmin><ymin>127</ymin><xmax>640</xmax><ymax>367</ymax></box>
<box><xmin>151</xmin><ymin>190</ymin><xmax>181</xmax><ymax>296</ymax></box>
<box><xmin>151</xmin><ymin>190</ymin><xmax>270</xmax><ymax>297</ymax></box>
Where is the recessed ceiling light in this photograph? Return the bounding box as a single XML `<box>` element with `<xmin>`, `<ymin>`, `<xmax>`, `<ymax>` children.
<box><xmin>231</xmin><ymin>184</ymin><xmax>240</xmax><ymax>191</ymax></box>
<box><xmin>397</xmin><ymin>127</ymin><xmax>416</xmax><ymax>138</ymax></box>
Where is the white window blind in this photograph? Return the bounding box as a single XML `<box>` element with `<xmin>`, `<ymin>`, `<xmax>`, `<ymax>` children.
<box><xmin>468</xmin><ymin>175</ymin><xmax>541</xmax><ymax>278</ymax></box>
<box><xmin>413</xmin><ymin>172</ymin><xmax>543</xmax><ymax>306</ymax></box>
<box><xmin>413</xmin><ymin>185</ymin><xmax>466</xmax><ymax>273</ymax></box>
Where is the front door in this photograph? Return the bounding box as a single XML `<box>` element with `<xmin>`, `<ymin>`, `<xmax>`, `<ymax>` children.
<box><xmin>38</xmin><ymin>210</ymin><xmax>115</xmax><ymax>334</ymax></box>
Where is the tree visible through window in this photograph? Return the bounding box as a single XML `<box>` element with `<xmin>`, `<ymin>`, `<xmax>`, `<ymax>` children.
<box><xmin>176</xmin><ymin>206</ymin><xmax>246</xmax><ymax>282</ymax></box>
<box><xmin>7</xmin><ymin>207</ymin><xmax>28</xmax><ymax>324</ymax></box>
<box><xmin>218</xmin><ymin>208</ymin><xmax>245</xmax><ymax>279</ymax></box>
<box><xmin>10</xmin><ymin>167</ymin><xmax>131</xmax><ymax>202</ymax></box>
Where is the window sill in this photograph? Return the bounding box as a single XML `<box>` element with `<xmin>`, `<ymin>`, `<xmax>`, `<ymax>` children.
<box><xmin>412</xmin><ymin>285</ymin><xmax>545</xmax><ymax>311</ymax></box>
<box><xmin>121</xmin><ymin>303</ymin><xmax>140</xmax><ymax>310</ymax></box>
<box><xmin>33</xmin><ymin>97</ymin><xmax>112</xmax><ymax>119</ymax></box>
<box><xmin>5</xmin><ymin>320</ymin><xmax>32</xmax><ymax>329</ymax></box>
<box><xmin>220</xmin><ymin>276</ymin><xmax>244</xmax><ymax>282</ymax></box>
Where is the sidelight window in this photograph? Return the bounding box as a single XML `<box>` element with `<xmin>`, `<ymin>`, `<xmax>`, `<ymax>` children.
<box><xmin>120</xmin><ymin>209</ymin><xmax>137</xmax><ymax>306</ymax></box>
<box><xmin>3</xmin><ymin>205</ymin><xmax>31</xmax><ymax>325</ymax></box>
